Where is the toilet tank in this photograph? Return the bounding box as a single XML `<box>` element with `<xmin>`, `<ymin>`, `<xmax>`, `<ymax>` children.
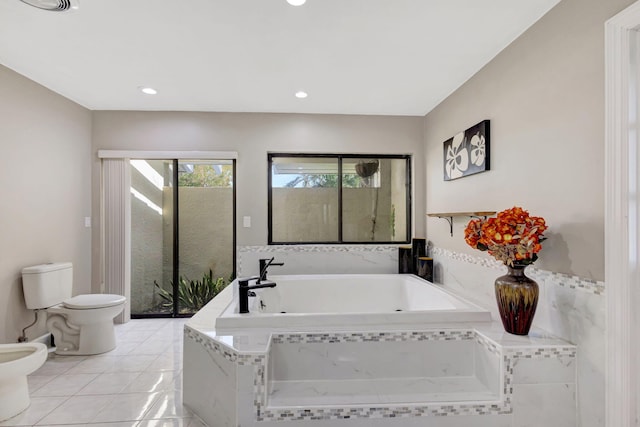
<box><xmin>22</xmin><ymin>262</ymin><xmax>73</xmax><ymax>309</ymax></box>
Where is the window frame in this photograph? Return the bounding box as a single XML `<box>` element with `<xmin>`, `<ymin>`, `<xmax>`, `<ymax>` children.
<box><xmin>267</xmin><ymin>153</ymin><xmax>412</xmax><ymax>245</ymax></box>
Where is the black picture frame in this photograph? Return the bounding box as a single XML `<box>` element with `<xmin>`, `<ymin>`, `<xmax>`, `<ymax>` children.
<box><xmin>443</xmin><ymin>120</ymin><xmax>490</xmax><ymax>181</ymax></box>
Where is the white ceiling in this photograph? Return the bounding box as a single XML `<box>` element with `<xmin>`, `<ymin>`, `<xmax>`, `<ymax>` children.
<box><xmin>0</xmin><ymin>0</ymin><xmax>560</xmax><ymax>116</ymax></box>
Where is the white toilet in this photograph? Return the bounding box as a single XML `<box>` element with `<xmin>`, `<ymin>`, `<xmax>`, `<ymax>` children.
<box><xmin>0</xmin><ymin>342</ymin><xmax>47</xmax><ymax>421</ymax></box>
<box><xmin>22</xmin><ymin>262</ymin><xmax>126</xmax><ymax>356</ymax></box>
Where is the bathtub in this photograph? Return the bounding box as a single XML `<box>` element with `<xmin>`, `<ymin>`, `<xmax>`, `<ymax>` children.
<box><xmin>186</xmin><ymin>273</ymin><xmax>578</xmax><ymax>426</ymax></box>
<box><xmin>215</xmin><ymin>274</ymin><xmax>491</xmax><ymax>330</ymax></box>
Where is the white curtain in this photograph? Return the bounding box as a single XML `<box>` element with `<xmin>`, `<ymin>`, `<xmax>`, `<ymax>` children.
<box><xmin>102</xmin><ymin>158</ymin><xmax>131</xmax><ymax>323</ymax></box>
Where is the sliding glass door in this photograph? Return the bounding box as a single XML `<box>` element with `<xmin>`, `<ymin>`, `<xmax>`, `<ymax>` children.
<box><xmin>129</xmin><ymin>158</ymin><xmax>235</xmax><ymax>317</ymax></box>
<box><xmin>176</xmin><ymin>160</ymin><xmax>234</xmax><ymax>315</ymax></box>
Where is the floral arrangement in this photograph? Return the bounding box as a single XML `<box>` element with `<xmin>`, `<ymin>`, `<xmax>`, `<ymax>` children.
<box><xmin>464</xmin><ymin>206</ymin><xmax>547</xmax><ymax>267</ymax></box>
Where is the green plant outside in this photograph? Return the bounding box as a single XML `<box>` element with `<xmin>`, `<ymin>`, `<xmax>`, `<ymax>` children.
<box><xmin>178</xmin><ymin>164</ymin><xmax>233</xmax><ymax>188</ymax></box>
<box><xmin>154</xmin><ymin>270</ymin><xmax>229</xmax><ymax>313</ymax></box>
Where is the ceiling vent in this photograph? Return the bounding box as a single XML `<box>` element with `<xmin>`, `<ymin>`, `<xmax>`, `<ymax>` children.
<box><xmin>19</xmin><ymin>0</ymin><xmax>78</xmax><ymax>11</ymax></box>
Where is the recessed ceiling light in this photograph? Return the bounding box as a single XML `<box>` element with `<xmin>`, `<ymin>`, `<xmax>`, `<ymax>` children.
<box><xmin>295</xmin><ymin>91</ymin><xmax>308</xmax><ymax>99</ymax></box>
<box><xmin>287</xmin><ymin>0</ymin><xmax>306</xmax><ymax>6</ymax></box>
<box><xmin>139</xmin><ymin>87</ymin><xmax>157</xmax><ymax>95</ymax></box>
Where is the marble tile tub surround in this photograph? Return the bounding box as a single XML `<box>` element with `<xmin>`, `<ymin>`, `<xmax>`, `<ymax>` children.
<box><xmin>430</xmin><ymin>246</ymin><xmax>604</xmax><ymax>427</ymax></box>
<box><xmin>240</xmin><ymin>245</ymin><xmax>603</xmax><ymax>294</ymax></box>
<box><xmin>184</xmin><ymin>324</ymin><xmax>576</xmax><ymax>426</ymax></box>
<box><xmin>430</xmin><ymin>247</ymin><xmax>604</xmax><ymax>295</ymax></box>
<box><xmin>237</xmin><ymin>245</ymin><xmax>399</xmax><ymax>277</ymax></box>
<box><xmin>267</xmin><ymin>330</ymin><xmax>502</xmax><ymax>408</ymax></box>
<box><xmin>183</xmin><ymin>285</ymin><xmax>577</xmax><ymax>427</ymax></box>
<box><xmin>217</xmin><ymin>245</ymin><xmax>587</xmax><ymax>426</ymax></box>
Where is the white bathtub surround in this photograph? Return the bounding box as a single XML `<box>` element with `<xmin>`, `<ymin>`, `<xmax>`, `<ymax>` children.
<box><xmin>266</xmin><ymin>330</ymin><xmax>501</xmax><ymax>409</ymax></box>
<box><xmin>217</xmin><ymin>274</ymin><xmax>491</xmax><ymax>331</ymax></box>
<box><xmin>183</xmin><ymin>284</ymin><xmax>577</xmax><ymax>426</ymax></box>
<box><xmin>430</xmin><ymin>246</ymin><xmax>604</xmax><ymax>427</ymax></box>
<box><xmin>235</xmin><ymin>245</ymin><xmax>600</xmax><ymax>425</ymax></box>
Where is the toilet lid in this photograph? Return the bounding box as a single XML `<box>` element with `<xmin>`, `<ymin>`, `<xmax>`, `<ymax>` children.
<box><xmin>63</xmin><ymin>294</ymin><xmax>126</xmax><ymax>309</ymax></box>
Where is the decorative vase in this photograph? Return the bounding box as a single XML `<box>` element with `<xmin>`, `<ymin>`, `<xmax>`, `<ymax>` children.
<box><xmin>416</xmin><ymin>257</ymin><xmax>433</xmax><ymax>282</ymax></box>
<box><xmin>494</xmin><ymin>265</ymin><xmax>539</xmax><ymax>335</ymax></box>
<box><xmin>398</xmin><ymin>246</ymin><xmax>413</xmax><ymax>274</ymax></box>
<box><xmin>412</xmin><ymin>238</ymin><xmax>426</xmax><ymax>273</ymax></box>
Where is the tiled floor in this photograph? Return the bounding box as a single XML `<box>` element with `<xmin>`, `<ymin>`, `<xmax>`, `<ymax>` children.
<box><xmin>1</xmin><ymin>319</ymin><xmax>205</xmax><ymax>427</ymax></box>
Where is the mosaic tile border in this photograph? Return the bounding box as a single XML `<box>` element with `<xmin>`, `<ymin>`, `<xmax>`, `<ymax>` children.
<box><xmin>238</xmin><ymin>245</ymin><xmax>399</xmax><ymax>254</ymax></box>
<box><xmin>431</xmin><ymin>247</ymin><xmax>605</xmax><ymax>295</ymax></box>
<box><xmin>259</xmin><ymin>329</ymin><xmax>510</xmax><ymax>421</ymax></box>
<box><xmin>238</xmin><ymin>244</ymin><xmax>604</xmax><ymax>295</ymax></box>
<box><xmin>502</xmin><ymin>346</ymin><xmax>576</xmax><ymax>399</ymax></box>
<box><xmin>271</xmin><ymin>330</ymin><xmax>474</xmax><ymax>344</ymax></box>
<box><xmin>475</xmin><ymin>332</ymin><xmax>500</xmax><ymax>356</ymax></box>
<box><xmin>185</xmin><ymin>326</ymin><xmax>268</xmax><ymax>366</ymax></box>
<box><xmin>184</xmin><ymin>327</ymin><xmax>239</xmax><ymax>364</ymax></box>
<box><xmin>259</xmin><ymin>331</ymin><xmax>575</xmax><ymax>421</ymax></box>
<box><xmin>258</xmin><ymin>403</ymin><xmax>510</xmax><ymax>421</ymax></box>
<box><xmin>505</xmin><ymin>346</ymin><xmax>577</xmax><ymax>359</ymax></box>
<box><xmin>187</xmin><ymin>326</ymin><xmax>576</xmax><ymax>422</ymax></box>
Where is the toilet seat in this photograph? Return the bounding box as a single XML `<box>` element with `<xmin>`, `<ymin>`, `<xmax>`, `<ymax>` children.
<box><xmin>62</xmin><ymin>294</ymin><xmax>125</xmax><ymax>310</ymax></box>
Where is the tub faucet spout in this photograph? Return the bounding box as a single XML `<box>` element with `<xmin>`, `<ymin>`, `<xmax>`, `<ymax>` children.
<box><xmin>238</xmin><ymin>276</ymin><xmax>277</xmax><ymax>314</ymax></box>
<box><xmin>258</xmin><ymin>257</ymin><xmax>284</xmax><ymax>283</ymax></box>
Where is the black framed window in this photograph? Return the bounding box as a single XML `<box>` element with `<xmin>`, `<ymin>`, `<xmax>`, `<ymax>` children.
<box><xmin>268</xmin><ymin>153</ymin><xmax>411</xmax><ymax>244</ymax></box>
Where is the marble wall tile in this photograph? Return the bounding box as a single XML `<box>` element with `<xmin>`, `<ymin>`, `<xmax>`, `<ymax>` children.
<box><xmin>182</xmin><ymin>333</ymin><xmax>236</xmax><ymax>427</ymax></box>
<box><xmin>430</xmin><ymin>248</ymin><xmax>603</xmax><ymax>295</ymax></box>
<box><xmin>511</xmin><ymin>355</ymin><xmax>576</xmax><ymax>385</ymax></box>
<box><xmin>211</xmin><ymin>246</ymin><xmax>588</xmax><ymax>426</ymax></box>
<box><xmin>537</xmin><ymin>281</ymin><xmax>605</xmax><ymax>427</ymax></box>
<box><xmin>237</xmin><ymin>363</ymin><xmax>261</xmax><ymax>427</ymax></box>
<box><xmin>238</xmin><ymin>245</ymin><xmax>398</xmax><ymax>277</ymax></box>
<box><xmin>269</xmin><ymin>339</ymin><xmax>475</xmax><ymax>382</ymax></box>
<box><xmin>511</xmin><ymin>383</ymin><xmax>576</xmax><ymax>427</ymax></box>
<box><xmin>431</xmin><ymin>249</ymin><xmax>602</xmax><ymax>427</ymax></box>
<box><xmin>474</xmin><ymin>340</ymin><xmax>501</xmax><ymax>395</ymax></box>
<box><xmin>192</xmin><ymin>323</ymin><xmax>577</xmax><ymax>427</ymax></box>
<box><xmin>434</xmin><ymin>256</ymin><xmax>502</xmax><ymax>320</ymax></box>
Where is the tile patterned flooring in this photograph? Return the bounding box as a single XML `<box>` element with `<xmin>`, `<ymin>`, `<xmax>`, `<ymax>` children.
<box><xmin>1</xmin><ymin>319</ymin><xmax>205</xmax><ymax>427</ymax></box>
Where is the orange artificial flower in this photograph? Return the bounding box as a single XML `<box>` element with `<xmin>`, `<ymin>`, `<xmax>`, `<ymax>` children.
<box><xmin>463</xmin><ymin>206</ymin><xmax>547</xmax><ymax>266</ymax></box>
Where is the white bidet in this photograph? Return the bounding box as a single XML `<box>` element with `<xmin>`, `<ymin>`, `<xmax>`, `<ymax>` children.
<box><xmin>0</xmin><ymin>342</ymin><xmax>47</xmax><ymax>421</ymax></box>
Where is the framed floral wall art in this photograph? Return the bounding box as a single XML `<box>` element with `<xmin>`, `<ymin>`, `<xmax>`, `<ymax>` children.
<box><xmin>443</xmin><ymin>120</ymin><xmax>490</xmax><ymax>181</ymax></box>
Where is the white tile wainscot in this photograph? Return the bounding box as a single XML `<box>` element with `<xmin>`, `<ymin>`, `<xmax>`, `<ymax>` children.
<box><xmin>183</xmin><ymin>286</ymin><xmax>576</xmax><ymax>427</ymax></box>
<box><xmin>430</xmin><ymin>246</ymin><xmax>604</xmax><ymax>427</ymax></box>
<box><xmin>237</xmin><ymin>245</ymin><xmax>399</xmax><ymax>277</ymax></box>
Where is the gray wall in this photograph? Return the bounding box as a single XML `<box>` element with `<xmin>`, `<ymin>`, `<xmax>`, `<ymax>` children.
<box><xmin>0</xmin><ymin>65</ymin><xmax>92</xmax><ymax>344</ymax></box>
<box><xmin>423</xmin><ymin>0</ymin><xmax>634</xmax><ymax>282</ymax></box>
<box><xmin>422</xmin><ymin>1</ymin><xmax>634</xmax><ymax>426</ymax></box>
<box><xmin>91</xmin><ymin>112</ymin><xmax>425</xmax><ymax>290</ymax></box>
